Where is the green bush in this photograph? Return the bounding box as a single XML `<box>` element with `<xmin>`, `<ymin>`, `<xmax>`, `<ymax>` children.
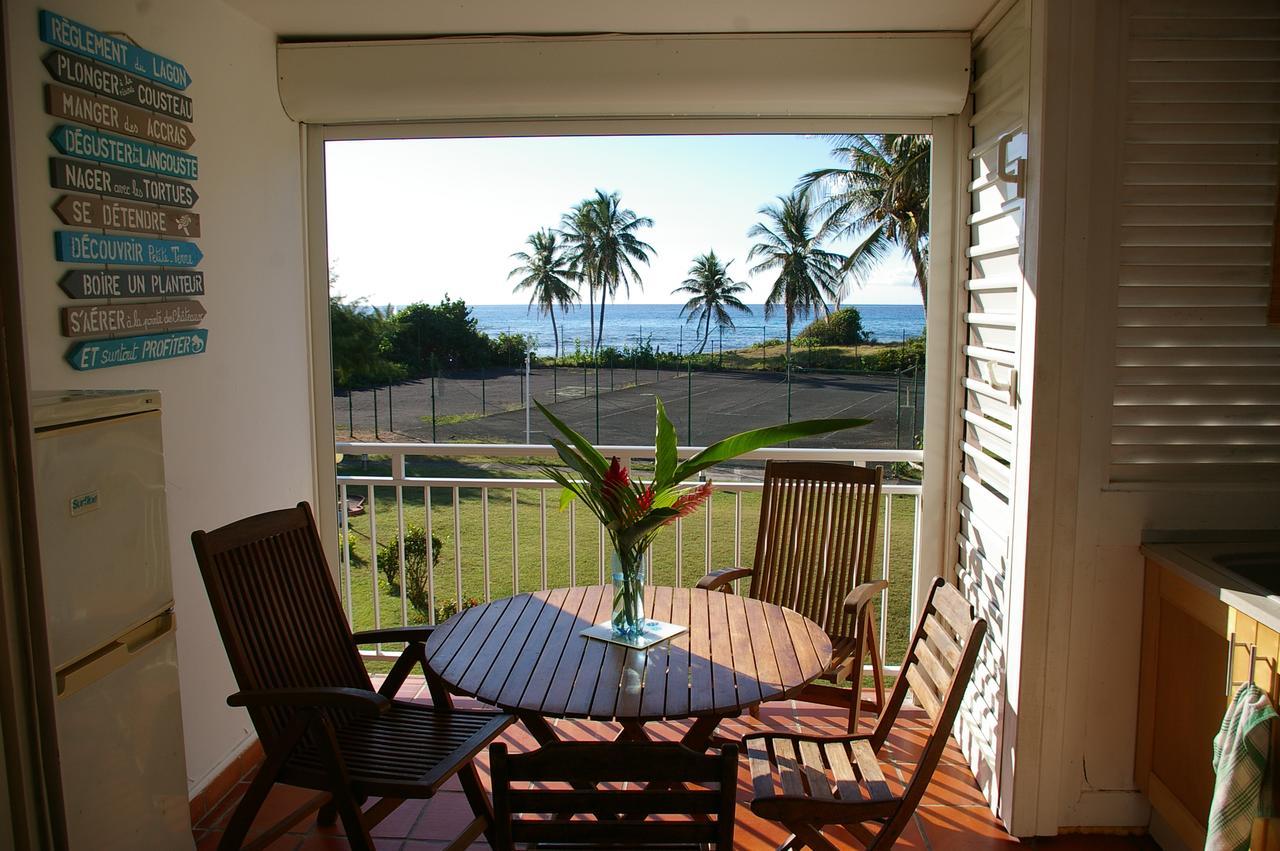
<box><xmin>433</xmin><ymin>596</ymin><xmax>482</xmax><ymax>624</ymax></box>
<box><xmin>377</xmin><ymin>524</ymin><xmax>443</xmax><ymax>622</ymax></box>
<box><xmin>796</xmin><ymin>308</ymin><xmax>867</xmax><ymax>346</ymax></box>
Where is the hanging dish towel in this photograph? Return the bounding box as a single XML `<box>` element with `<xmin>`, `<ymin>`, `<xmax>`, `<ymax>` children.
<box><xmin>1206</xmin><ymin>681</ymin><xmax>1277</xmax><ymax>851</ymax></box>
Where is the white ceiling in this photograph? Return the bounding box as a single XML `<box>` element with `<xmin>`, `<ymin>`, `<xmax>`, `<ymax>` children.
<box><xmin>224</xmin><ymin>0</ymin><xmax>997</xmax><ymax>39</ymax></box>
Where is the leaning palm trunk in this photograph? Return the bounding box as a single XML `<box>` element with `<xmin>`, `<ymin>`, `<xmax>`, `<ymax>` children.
<box><xmin>908</xmin><ymin>241</ymin><xmax>929</xmax><ymax>317</ymax></box>
<box><xmin>596</xmin><ymin>290</ymin><xmax>607</xmax><ymax>353</ymax></box>
<box><xmin>550</xmin><ymin>306</ymin><xmax>560</xmax><ymax>358</ymax></box>
<box><xmin>587</xmin><ymin>287</ymin><xmax>595</xmax><ymax>357</ymax></box>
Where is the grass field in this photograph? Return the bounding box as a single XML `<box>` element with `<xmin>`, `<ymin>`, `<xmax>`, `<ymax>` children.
<box><xmin>336</xmin><ymin>457</ymin><xmax>919</xmax><ymax>671</ymax></box>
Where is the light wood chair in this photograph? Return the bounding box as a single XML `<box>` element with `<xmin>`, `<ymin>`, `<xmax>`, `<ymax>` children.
<box><xmin>696</xmin><ymin>460</ymin><xmax>886</xmax><ymax>731</ymax></box>
<box><xmin>192</xmin><ymin>502</ymin><xmax>514</xmax><ymax>851</ymax></box>
<box><xmin>489</xmin><ymin>741</ymin><xmax>738</xmax><ymax>849</ymax></box>
<box><xmin>744</xmin><ymin>578</ymin><xmax>987</xmax><ymax>850</ymax></box>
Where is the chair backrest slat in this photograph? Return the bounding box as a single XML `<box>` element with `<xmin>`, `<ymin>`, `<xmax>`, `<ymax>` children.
<box><xmin>491</xmin><ymin>742</ymin><xmax>737</xmax><ymax>849</ymax></box>
<box><xmin>749</xmin><ymin>461</ymin><xmax>883</xmax><ymax>639</ymax></box>
<box><xmin>191</xmin><ymin>503</ymin><xmax>371</xmax><ymax>748</ymax></box>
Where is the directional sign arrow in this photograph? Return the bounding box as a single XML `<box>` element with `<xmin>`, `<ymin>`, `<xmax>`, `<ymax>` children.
<box><xmin>43</xmin><ymin>50</ymin><xmax>193</xmax><ymax>123</ymax></box>
<box><xmin>59</xmin><ymin>269</ymin><xmax>205</xmax><ymax>300</ymax></box>
<box><xmin>54</xmin><ymin>194</ymin><xmax>200</xmax><ymax>238</ymax></box>
<box><xmin>50</xmin><ymin>157</ymin><xmax>198</xmax><ymax>209</ymax></box>
<box><xmin>46</xmin><ymin>83</ymin><xmax>196</xmax><ymax>150</ymax></box>
<box><xmin>62</xmin><ymin>300</ymin><xmax>205</xmax><ymax>338</ymax></box>
<box><xmin>50</xmin><ymin>124</ymin><xmax>198</xmax><ymax>181</ymax></box>
<box><xmin>66</xmin><ymin>329</ymin><xmax>208</xmax><ymax>371</ymax></box>
<box><xmin>40</xmin><ymin>11</ymin><xmax>191</xmax><ymax>90</ymax></box>
<box><xmin>55</xmin><ymin>231</ymin><xmax>203</xmax><ymax>268</ymax></box>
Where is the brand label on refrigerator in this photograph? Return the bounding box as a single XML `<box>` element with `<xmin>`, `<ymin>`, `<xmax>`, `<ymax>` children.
<box><xmin>69</xmin><ymin>490</ymin><xmax>99</xmax><ymax>516</ymax></box>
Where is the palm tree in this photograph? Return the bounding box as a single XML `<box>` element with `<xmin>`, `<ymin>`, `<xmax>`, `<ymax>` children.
<box><xmin>672</xmin><ymin>251</ymin><xmax>752</xmax><ymax>354</ymax></box>
<box><xmin>508</xmin><ymin>229</ymin><xmax>577</xmax><ymax>358</ymax></box>
<box><xmin>583</xmin><ymin>190</ymin><xmax>656</xmax><ymax>353</ymax></box>
<box><xmin>746</xmin><ymin>192</ymin><xmax>845</xmax><ymax>367</ymax></box>
<box><xmin>558</xmin><ymin>200</ymin><xmax>601</xmax><ymax>354</ymax></box>
<box><xmin>797</xmin><ymin>134</ymin><xmax>931</xmax><ymax>312</ymax></box>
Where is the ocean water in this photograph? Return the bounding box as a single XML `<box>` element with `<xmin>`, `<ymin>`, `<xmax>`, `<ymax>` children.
<box><xmin>471</xmin><ymin>303</ymin><xmax>924</xmax><ymax>357</ymax></box>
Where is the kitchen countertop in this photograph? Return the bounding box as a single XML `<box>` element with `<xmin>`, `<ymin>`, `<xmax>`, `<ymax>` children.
<box><xmin>1142</xmin><ymin>537</ymin><xmax>1280</xmax><ymax>632</ymax></box>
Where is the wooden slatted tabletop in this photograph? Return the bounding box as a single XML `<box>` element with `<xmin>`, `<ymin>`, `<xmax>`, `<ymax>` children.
<box><xmin>425</xmin><ymin>585</ymin><xmax>832</xmax><ymax>747</ymax></box>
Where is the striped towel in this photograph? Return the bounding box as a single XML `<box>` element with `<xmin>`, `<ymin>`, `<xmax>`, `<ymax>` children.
<box><xmin>1206</xmin><ymin>682</ymin><xmax>1277</xmax><ymax>851</ymax></box>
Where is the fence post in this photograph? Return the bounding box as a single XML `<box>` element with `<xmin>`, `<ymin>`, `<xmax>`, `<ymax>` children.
<box><xmin>594</xmin><ymin>359</ymin><xmax>600</xmax><ymax>443</ymax></box>
<box><xmin>387</xmin><ymin>382</ymin><xmax>393</xmax><ymax>433</ymax></box>
<box><xmin>762</xmin><ymin>326</ymin><xmax>767</xmax><ymax>371</ymax></box>
<box><xmin>786</xmin><ymin>361</ymin><xmax>792</xmax><ymax>423</ymax></box>
<box><xmin>553</xmin><ymin>362</ymin><xmax>557</xmax><ymax>401</ymax></box>
<box><xmin>654</xmin><ymin>347</ymin><xmax>660</xmax><ymax>384</ymax></box>
<box><xmin>373</xmin><ymin>388</ymin><xmax>380</xmax><ymax>439</ymax></box>
<box><xmin>686</xmin><ymin>360</ymin><xmax>693</xmax><ymax>445</ymax></box>
<box><xmin>610</xmin><ymin>355</ymin><xmax>614</xmax><ymax>392</ymax></box>
<box><xmin>524</xmin><ymin>350</ymin><xmax>531</xmax><ymax>444</ymax></box>
<box><xmin>718</xmin><ymin>327</ymin><xmax>723</xmax><ymax>368</ymax></box>
<box><xmin>896</xmin><ymin>367</ymin><xmax>903</xmax><ymax>449</ymax></box>
<box><xmin>347</xmin><ymin>392</ymin><xmax>353</xmax><ymax>438</ymax></box>
<box><xmin>481</xmin><ymin>363</ymin><xmax>486</xmax><ymax>415</ymax></box>
<box><xmin>430</xmin><ymin>355</ymin><xmax>438</xmax><ymax>443</ymax></box>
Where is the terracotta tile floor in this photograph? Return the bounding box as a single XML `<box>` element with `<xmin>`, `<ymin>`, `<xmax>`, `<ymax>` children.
<box><xmin>193</xmin><ymin>677</ymin><xmax>1158</xmax><ymax>850</ymax></box>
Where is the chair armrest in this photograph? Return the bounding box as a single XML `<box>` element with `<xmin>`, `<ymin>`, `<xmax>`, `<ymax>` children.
<box><xmin>351</xmin><ymin>626</ymin><xmax>434</xmax><ymax>645</ymax></box>
<box><xmin>843</xmin><ymin>580</ymin><xmax>889</xmax><ymax>615</ymax></box>
<box><xmin>695</xmin><ymin>567</ymin><xmax>754</xmax><ymax>592</ymax></box>
<box><xmin>228</xmin><ymin>688</ymin><xmax>391</xmax><ymax>716</ymax></box>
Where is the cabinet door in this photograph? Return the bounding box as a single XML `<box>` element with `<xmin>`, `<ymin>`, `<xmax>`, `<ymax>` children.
<box><xmin>1243</xmin><ymin>617</ymin><xmax>1280</xmax><ymax>851</ymax></box>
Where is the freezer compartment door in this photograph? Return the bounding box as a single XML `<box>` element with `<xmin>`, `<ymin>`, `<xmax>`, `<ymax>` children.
<box><xmin>35</xmin><ymin>409</ymin><xmax>173</xmax><ymax>669</ymax></box>
<box><xmin>55</xmin><ymin>617</ymin><xmax>192</xmax><ymax>850</ymax></box>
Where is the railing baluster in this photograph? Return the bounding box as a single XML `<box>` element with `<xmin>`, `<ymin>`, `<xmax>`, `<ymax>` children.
<box><xmin>598</xmin><ymin>523</ymin><xmax>605</xmax><ymax>584</ymax></box>
<box><xmin>881</xmin><ymin>493</ymin><xmax>893</xmax><ymax>665</ymax></box>
<box><xmin>368</xmin><ymin>484</ymin><xmax>381</xmax><ymax>651</ymax></box>
<box><xmin>425</xmin><ymin>485</ymin><xmax>434</xmax><ymax>624</ymax></box>
<box><xmin>674</xmin><ymin>516</ymin><xmax>683</xmax><ymax>589</ymax></box>
<box><xmin>482</xmin><ymin>487</ymin><xmax>491</xmax><ymax>603</ymax></box>
<box><xmin>453</xmin><ymin>486</ymin><xmax>463</xmax><ymax>612</ymax></box>
<box><xmin>568</xmin><ymin>500</ymin><xmax>577</xmax><ymax>586</ymax></box>
<box><xmin>396</xmin><ymin>484</ymin><xmax>407</xmax><ymax>627</ymax></box>
<box><xmin>340</xmin><ymin>483</ymin><xmax>353</xmax><ymax>624</ymax></box>
<box><xmin>512</xmin><ymin>488</ymin><xmax>519</xmax><ymax>595</ymax></box>
<box><xmin>704</xmin><ymin>493</ymin><xmax>713</xmax><ymax>578</ymax></box>
<box><xmin>539</xmin><ymin>490</ymin><xmax>548</xmax><ymax>591</ymax></box>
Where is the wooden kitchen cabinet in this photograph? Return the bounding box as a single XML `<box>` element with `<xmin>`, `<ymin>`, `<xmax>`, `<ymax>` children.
<box><xmin>1136</xmin><ymin>558</ymin><xmax>1280</xmax><ymax>851</ymax></box>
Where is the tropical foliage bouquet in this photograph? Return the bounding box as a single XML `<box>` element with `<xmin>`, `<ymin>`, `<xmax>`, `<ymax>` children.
<box><xmin>536</xmin><ymin>399</ymin><xmax>867</xmax><ymax>636</ymax></box>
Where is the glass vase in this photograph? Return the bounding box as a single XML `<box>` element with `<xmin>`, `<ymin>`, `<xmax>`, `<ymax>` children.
<box><xmin>610</xmin><ymin>549</ymin><xmax>647</xmax><ymax>638</ymax></box>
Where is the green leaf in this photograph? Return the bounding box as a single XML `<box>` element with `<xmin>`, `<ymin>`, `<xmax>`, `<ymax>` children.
<box><xmin>535</xmin><ymin>400</ymin><xmax>608</xmax><ymax>475</ymax></box>
<box><xmin>549</xmin><ymin>438</ymin><xmax>603</xmax><ymax>487</ymax></box>
<box><xmin>673</xmin><ymin>417</ymin><xmax>870</xmax><ymax>482</ymax></box>
<box><xmin>654</xmin><ymin>398</ymin><xmax>677</xmax><ymax>489</ymax></box>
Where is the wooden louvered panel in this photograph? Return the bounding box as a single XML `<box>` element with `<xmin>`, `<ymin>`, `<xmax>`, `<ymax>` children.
<box><xmin>1110</xmin><ymin>0</ymin><xmax>1280</xmax><ymax>485</ymax></box>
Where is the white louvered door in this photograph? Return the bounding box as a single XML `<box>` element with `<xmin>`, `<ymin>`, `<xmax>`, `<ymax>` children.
<box><xmin>1111</xmin><ymin>0</ymin><xmax>1280</xmax><ymax>485</ymax></box>
<box><xmin>953</xmin><ymin>0</ymin><xmax>1029</xmax><ymax>813</ymax></box>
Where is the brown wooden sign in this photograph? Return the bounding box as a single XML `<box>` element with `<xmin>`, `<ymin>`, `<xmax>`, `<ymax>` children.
<box><xmin>43</xmin><ymin>49</ymin><xmax>194</xmax><ymax>123</ymax></box>
<box><xmin>61</xmin><ymin>300</ymin><xmax>205</xmax><ymax>338</ymax></box>
<box><xmin>46</xmin><ymin>83</ymin><xmax>195</xmax><ymax>150</ymax></box>
<box><xmin>54</xmin><ymin>194</ymin><xmax>200</xmax><ymax>238</ymax></box>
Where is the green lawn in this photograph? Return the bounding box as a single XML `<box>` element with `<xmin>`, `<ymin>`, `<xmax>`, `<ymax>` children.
<box><xmin>336</xmin><ymin>457</ymin><xmax>918</xmax><ymax>671</ymax></box>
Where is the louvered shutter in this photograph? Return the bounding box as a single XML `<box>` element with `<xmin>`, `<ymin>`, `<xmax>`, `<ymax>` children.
<box><xmin>953</xmin><ymin>0</ymin><xmax>1029</xmax><ymax>810</ymax></box>
<box><xmin>1110</xmin><ymin>0</ymin><xmax>1280</xmax><ymax>485</ymax></box>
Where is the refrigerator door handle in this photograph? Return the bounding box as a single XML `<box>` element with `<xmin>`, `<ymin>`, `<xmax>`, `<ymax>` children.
<box><xmin>56</xmin><ymin>611</ymin><xmax>176</xmax><ymax>698</ymax></box>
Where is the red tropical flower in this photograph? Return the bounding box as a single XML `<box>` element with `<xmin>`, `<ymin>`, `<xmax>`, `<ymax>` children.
<box><xmin>670</xmin><ymin>481</ymin><xmax>713</xmax><ymax>520</ymax></box>
<box><xmin>601</xmin><ymin>456</ymin><xmax>631</xmax><ymax>515</ymax></box>
<box><xmin>636</xmin><ymin>485</ymin><xmax>654</xmax><ymax>515</ymax></box>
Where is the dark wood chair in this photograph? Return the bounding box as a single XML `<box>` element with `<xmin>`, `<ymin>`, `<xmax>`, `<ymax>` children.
<box><xmin>744</xmin><ymin>578</ymin><xmax>987</xmax><ymax>850</ymax></box>
<box><xmin>191</xmin><ymin>502</ymin><xmax>514</xmax><ymax>851</ymax></box>
<box><xmin>696</xmin><ymin>460</ymin><xmax>885</xmax><ymax>731</ymax></box>
<box><xmin>489</xmin><ymin>741</ymin><xmax>738</xmax><ymax>849</ymax></box>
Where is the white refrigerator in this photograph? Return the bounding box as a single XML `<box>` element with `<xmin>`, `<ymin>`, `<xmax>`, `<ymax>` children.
<box><xmin>31</xmin><ymin>390</ymin><xmax>193</xmax><ymax>850</ymax></box>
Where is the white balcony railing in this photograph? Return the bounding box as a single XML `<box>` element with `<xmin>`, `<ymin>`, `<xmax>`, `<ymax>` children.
<box><xmin>334</xmin><ymin>442</ymin><xmax>924</xmax><ymax>669</ymax></box>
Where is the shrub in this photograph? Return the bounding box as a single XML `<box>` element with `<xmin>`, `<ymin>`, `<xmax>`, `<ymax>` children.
<box><xmin>377</xmin><ymin>524</ymin><xmax>443</xmax><ymax>622</ymax></box>
<box><xmin>434</xmin><ymin>596</ymin><xmax>481</xmax><ymax>624</ymax></box>
<box><xmin>796</xmin><ymin>307</ymin><xmax>867</xmax><ymax>346</ymax></box>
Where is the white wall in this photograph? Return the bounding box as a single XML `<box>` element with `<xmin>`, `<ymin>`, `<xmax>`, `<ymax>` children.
<box><xmin>6</xmin><ymin>0</ymin><xmax>313</xmax><ymax>794</ymax></box>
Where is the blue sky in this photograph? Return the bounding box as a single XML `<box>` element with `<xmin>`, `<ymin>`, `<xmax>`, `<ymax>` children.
<box><xmin>325</xmin><ymin>135</ymin><xmax>922</xmax><ymax>306</ymax></box>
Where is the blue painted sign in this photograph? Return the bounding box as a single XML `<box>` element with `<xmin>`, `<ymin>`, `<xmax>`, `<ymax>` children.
<box><xmin>51</xmin><ymin>125</ymin><xmax>197</xmax><ymax>180</ymax></box>
<box><xmin>39</xmin><ymin>11</ymin><xmax>191</xmax><ymax>91</ymax></box>
<box><xmin>66</xmin><ymin>329</ymin><xmax>207</xmax><ymax>371</ymax></box>
<box><xmin>43</xmin><ymin>50</ymin><xmax>193</xmax><ymax>123</ymax></box>
<box><xmin>55</xmin><ymin>231</ymin><xmax>202</xmax><ymax>267</ymax></box>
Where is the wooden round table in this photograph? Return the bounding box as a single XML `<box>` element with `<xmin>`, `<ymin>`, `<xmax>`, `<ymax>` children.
<box><xmin>424</xmin><ymin>584</ymin><xmax>833</xmax><ymax>749</ymax></box>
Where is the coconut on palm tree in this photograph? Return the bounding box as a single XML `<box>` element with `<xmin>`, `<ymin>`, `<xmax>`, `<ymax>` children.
<box><xmin>797</xmin><ymin>134</ymin><xmax>931</xmax><ymax>312</ymax></box>
<box><xmin>672</xmin><ymin>251</ymin><xmax>752</xmax><ymax>354</ymax></box>
<box><xmin>747</xmin><ymin>192</ymin><xmax>846</xmax><ymax>368</ymax></box>
<box><xmin>508</xmin><ymin>229</ymin><xmax>577</xmax><ymax>358</ymax></box>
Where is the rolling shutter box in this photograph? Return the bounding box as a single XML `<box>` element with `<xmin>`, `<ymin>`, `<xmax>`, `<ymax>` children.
<box><xmin>1110</xmin><ymin>0</ymin><xmax>1280</xmax><ymax>486</ymax></box>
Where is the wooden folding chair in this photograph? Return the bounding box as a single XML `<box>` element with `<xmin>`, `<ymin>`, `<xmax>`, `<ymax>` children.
<box><xmin>489</xmin><ymin>741</ymin><xmax>738</xmax><ymax>849</ymax></box>
<box><xmin>192</xmin><ymin>502</ymin><xmax>514</xmax><ymax>850</ymax></box>
<box><xmin>697</xmin><ymin>460</ymin><xmax>886</xmax><ymax>731</ymax></box>
<box><xmin>744</xmin><ymin>578</ymin><xmax>987</xmax><ymax>850</ymax></box>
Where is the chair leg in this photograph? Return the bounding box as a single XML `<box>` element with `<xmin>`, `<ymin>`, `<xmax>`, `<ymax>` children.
<box><xmin>456</xmin><ymin>759</ymin><xmax>498</xmax><ymax>846</ymax></box>
<box><xmin>377</xmin><ymin>640</ymin><xmax>426</xmax><ymax>699</ymax></box>
<box><xmin>218</xmin><ymin>717</ymin><xmax>309</xmax><ymax>851</ymax></box>
<box><xmin>315</xmin><ymin>800</ymin><xmax>338</xmax><ymax>827</ymax></box>
<box><xmin>311</xmin><ymin>713</ymin><xmax>375</xmax><ymax>851</ymax></box>
<box><xmin>783</xmin><ymin>822</ymin><xmax>841</xmax><ymax>851</ymax></box>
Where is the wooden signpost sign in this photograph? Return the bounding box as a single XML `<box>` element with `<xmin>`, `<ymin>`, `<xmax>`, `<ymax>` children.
<box><xmin>66</xmin><ymin>328</ymin><xmax>207</xmax><ymax>371</ymax></box>
<box><xmin>59</xmin><ymin>269</ymin><xmax>204</xmax><ymax>300</ymax></box>
<box><xmin>43</xmin><ymin>49</ymin><xmax>193</xmax><ymax>123</ymax></box>
<box><xmin>50</xmin><ymin>156</ymin><xmax>197</xmax><ymax>208</ymax></box>
<box><xmin>61</xmin><ymin>300</ymin><xmax>205</xmax><ymax>338</ymax></box>
<box><xmin>55</xmin><ymin>231</ymin><xmax>203</xmax><ymax>267</ymax></box>
<box><xmin>54</xmin><ymin>194</ymin><xmax>200</xmax><ymax>238</ymax></box>
<box><xmin>51</xmin><ymin>124</ymin><xmax>198</xmax><ymax>180</ymax></box>
<box><xmin>39</xmin><ymin>11</ymin><xmax>191</xmax><ymax>91</ymax></box>
<box><xmin>46</xmin><ymin>83</ymin><xmax>195</xmax><ymax>150</ymax></box>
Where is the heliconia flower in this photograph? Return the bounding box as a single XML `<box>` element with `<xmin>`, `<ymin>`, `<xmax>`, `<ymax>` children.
<box><xmin>636</xmin><ymin>485</ymin><xmax>654</xmax><ymax>515</ymax></box>
<box><xmin>602</xmin><ymin>457</ymin><xmax>631</xmax><ymax>513</ymax></box>
<box><xmin>671</xmin><ymin>481</ymin><xmax>713</xmax><ymax>519</ymax></box>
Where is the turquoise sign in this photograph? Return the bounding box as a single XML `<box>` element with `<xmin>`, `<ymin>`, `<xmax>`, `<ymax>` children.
<box><xmin>39</xmin><ymin>10</ymin><xmax>191</xmax><ymax>91</ymax></box>
<box><xmin>55</xmin><ymin>231</ymin><xmax>202</xmax><ymax>267</ymax></box>
<box><xmin>67</xmin><ymin>329</ymin><xmax>207</xmax><ymax>371</ymax></box>
<box><xmin>51</xmin><ymin>125</ymin><xmax>198</xmax><ymax>180</ymax></box>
